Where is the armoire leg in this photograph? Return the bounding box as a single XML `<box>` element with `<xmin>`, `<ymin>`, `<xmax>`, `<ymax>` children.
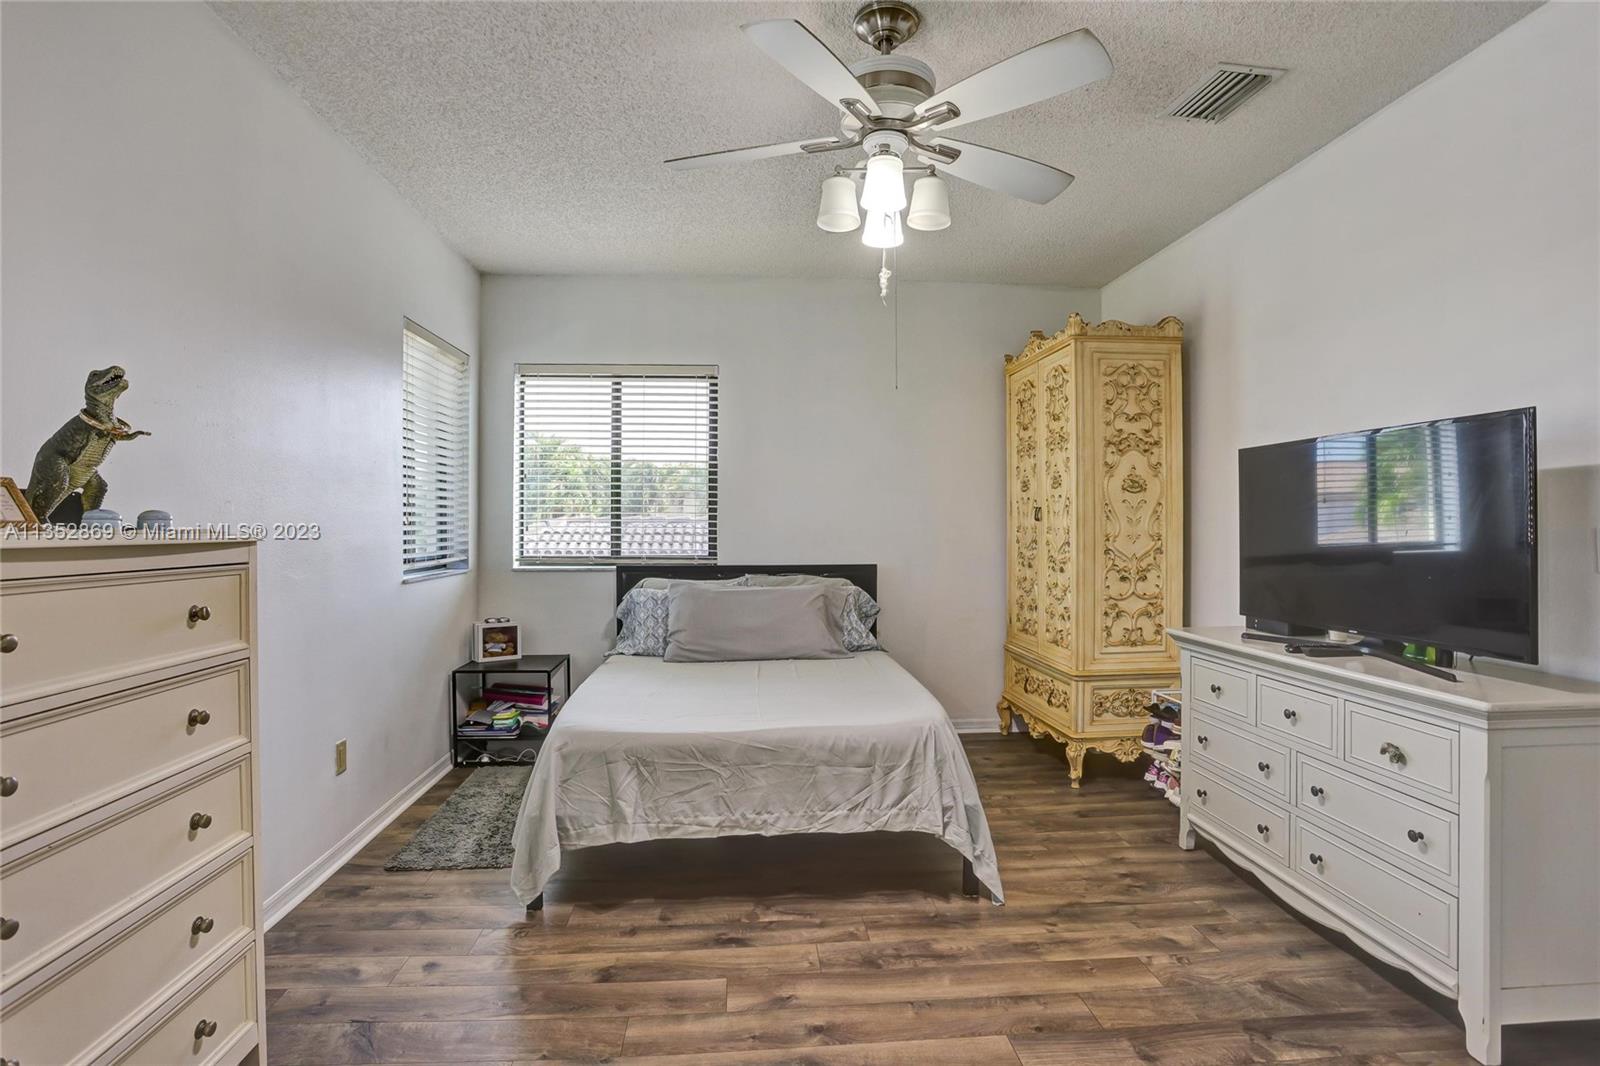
<box><xmin>1065</xmin><ymin>741</ymin><xmax>1087</xmax><ymax>788</ymax></box>
<box><xmin>996</xmin><ymin>698</ymin><xmax>1014</xmax><ymax>734</ymax></box>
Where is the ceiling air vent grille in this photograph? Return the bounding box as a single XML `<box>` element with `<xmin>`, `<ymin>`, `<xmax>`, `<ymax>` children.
<box><xmin>1166</xmin><ymin>63</ymin><xmax>1284</xmax><ymax>123</ymax></box>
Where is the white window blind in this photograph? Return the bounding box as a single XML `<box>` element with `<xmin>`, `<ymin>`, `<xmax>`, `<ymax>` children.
<box><xmin>402</xmin><ymin>321</ymin><xmax>470</xmax><ymax>579</ymax></box>
<box><xmin>515</xmin><ymin>364</ymin><xmax>717</xmax><ymax>565</ymax></box>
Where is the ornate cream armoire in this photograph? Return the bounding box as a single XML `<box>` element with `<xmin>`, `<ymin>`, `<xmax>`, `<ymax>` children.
<box><xmin>997</xmin><ymin>313</ymin><xmax>1184</xmax><ymax>787</ymax></box>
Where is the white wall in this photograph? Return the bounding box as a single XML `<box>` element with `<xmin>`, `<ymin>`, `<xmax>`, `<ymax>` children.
<box><xmin>0</xmin><ymin>3</ymin><xmax>480</xmax><ymax>902</ymax></box>
<box><xmin>1101</xmin><ymin>2</ymin><xmax>1600</xmax><ymax>680</ymax></box>
<box><xmin>478</xmin><ymin>276</ymin><xmax>1098</xmax><ymax>727</ymax></box>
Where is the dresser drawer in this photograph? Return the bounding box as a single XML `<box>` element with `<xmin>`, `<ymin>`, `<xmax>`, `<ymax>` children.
<box><xmin>1344</xmin><ymin>700</ymin><xmax>1457</xmax><ymax>800</ymax></box>
<box><xmin>1257</xmin><ymin>678</ymin><xmax>1336</xmax><ymax>751</ymax></box>
<box><xmin>1189</xmin><ymin>712</ymin><xmax>1288</xmax><ymax>798</ymax></box>
<box><xmin>1296</xmin><ymin>822</ymin><xmax>1456</xmax><ymax>964</ymax></box>
<box><xmin>1191</xmin><ymin>657</ymin><xmax>1250</xmax><ymax>720</ymax></box>
<box><xmin>0</xmin><ymin>568</ymin><xmax>247</xmax><ymax>707</ymax></box>
<box><xmin>1296</xmin><ymin>755</ymin><xmax>1456</xmax><ymax>883</ymax></box>
<box><xmin>1188</xmin><ymin>766</ymin><xmax>1289</xmax><ymax>864</ymax></box>
<box><xmin>0</xmin><ymin>760</ymin><xmax>251</xmax><ymax>987</ymax></box>
<box><xmin>118</xmin><ymin>945</ymin><xmax>257</xmax><ymax>1066</ymax></box>
<box><xmin>0</xmin><ymin>853</ymin><xmax>252</xmax><ymax>1065</ymax></box>
<box><xmin>1</xmin><ymin>665</ymin><xmax>249</xmax><ymax>849</ymax></box>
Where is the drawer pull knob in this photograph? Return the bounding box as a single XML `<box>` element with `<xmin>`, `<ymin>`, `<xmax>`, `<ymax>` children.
<box><xmin>0</xmin><ymin>776</ymin><xmax>16</xmax><ymax>798</ymax></box>
<box><xmin>1379</xmin><ymin>741</ymin><xmax>1407</xmax><ymax>766</ymax></box>
<box><xmin>1255</xmin><ymin>823</ymin><xmax>1269</xmax><ymax>836</ymax></box>
<box><xmin>1309</xmin><ymin>785</ymin><xmax>1325</xmax><ymax>798</ymax></box>
<box><xmin>194</xmin><ymin>1019</ymin><xmax>218</xmax><ymax>1040</ymax></box>
<box><xmin>191</xmin><ymin>915</ymin><xmax>215</xmax><ymax>935</ymax></box>
<box><xmin>1309</xmin><ymin>852</ymin><xmax>1324</xmax><ymax>866</ymax></box>
<box><xmin>188</xmin><ymin>604</ymin><xmax>212</xmax><ymax>625</ymax></box>
<box><xmin>1196</xmin><ymin>735</ymin><xmax>1209</xmax><ymax>745</ymax></box>
<box><xmin>189</xmin><ymin>812</ymin><xmax>213</xmax><ymax>831</ymax></box>
<box><xmin>1033</xmin><ymin>506</ymin><xmax>1042</xmax><ymax>522</ymax></box>
<box><xmin>187</xmin><ymin>708</ymin><xmax>212</xmax><ymax>727</ymax></box>
<box><xmin>1282</xmin><ymin>708</ymin><xmax>1297</xmax><ymax>721</ymax></box>
<box><xmin>1195</xmin><ymin>789</ymin><xmax>1207</xmax><ymax>800</ymax></box>
<box><xmin>1407</xmin><ymin>829</ymin><xmax>1426</xmax><ymax>844</ymax></box>
<box><xmin>0</xmin><ymin>633</ymin><xmax>16</xmax><ymax>654</ymax></box>
<box><xmin>1209</xmin><ymin>683</ymin><xmax>1222</xmax><ymax>695</ymax></box>
<box><xmin>0</xmin><ymin>916</ymin><xmax>18</xmax><ymax>940</ymax></box>
<box><xmin>1257</xmin><ymin>761</ymin><xmax>1270</xmax><ymax>773</ymax></box>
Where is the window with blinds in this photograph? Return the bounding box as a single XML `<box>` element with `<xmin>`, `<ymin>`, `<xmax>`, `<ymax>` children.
<box><xmin>1315</xmin><ymin>423</ymin><xmax>1460</xmax><ymax>549</ymax></box>
<box><xmin>401</xmin><ymin>321</ymin><xmax>471</xmax><ymax>579</ymax></box>
<box><xmin>515</xmin><ymin>365</ymin><xmax>717</xmax><ymax>566</ymax></box>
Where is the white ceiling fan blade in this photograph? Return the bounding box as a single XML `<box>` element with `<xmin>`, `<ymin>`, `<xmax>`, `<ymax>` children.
<box><xmin>918</xmin><ymin>29</ymin><xmax>1112</xmax><ymax>130</ymax></box>
<box><xmin>922</xmin><ymin>140</ymin><xmax>1074</xmax><ymax>204</ymax></box>
<box><xmin>742</xmin><ymin>19</ymin><xmax>879</xmax><ymax>114</ymax></box>
<box><xmin>665</xmin><ymin>136</ymin><xmax>846</xmax><ymax>170</ymax></box>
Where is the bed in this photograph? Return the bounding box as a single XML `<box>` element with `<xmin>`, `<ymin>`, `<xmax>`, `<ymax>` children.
<box><xmin>508</xmin><ymin>564</ymin><xmax>1004</xmax><ymax>907</ymax></box>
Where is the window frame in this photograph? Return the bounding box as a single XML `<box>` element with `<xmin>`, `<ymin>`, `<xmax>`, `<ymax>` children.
<box><xmin>513</xmin><ymin>364</ymin><xmax>719</xmax><ymax>569</ymax></box>
<box><xmin>401</xmin><ymin>319</ymin><xmax>472</xmax><ymax>582</ymax></box>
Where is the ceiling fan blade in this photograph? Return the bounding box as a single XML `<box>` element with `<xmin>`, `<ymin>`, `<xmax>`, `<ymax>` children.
<box><xmin>917</xmin><ymin>29</ymin><xmax>1112</xmax><ymax>130</ymax></box>
<box><xmin>665</xmin><ymin>136</ymin><xmax>849</xmax><ymax>170</ymax></box>
<box><xmin>742</xmin><ymin>19</ymin><xmax>878</xmax><ymax>115</ymax></box>
<box><xmin>921</xmin><ymin>139</ymin><xmax>1074</xmax><ymax>204</ymax></box>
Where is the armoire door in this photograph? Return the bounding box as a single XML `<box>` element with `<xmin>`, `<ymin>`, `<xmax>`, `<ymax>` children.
<box><xmin>1034</xmin><ymin>347</ymin><xmax>1077</xmax><ymax>673</ymax></box>
<box><xmin>1005</xmin><ymin>361</ymin><xmax>1042</xmax><ymax>652</ymax></box>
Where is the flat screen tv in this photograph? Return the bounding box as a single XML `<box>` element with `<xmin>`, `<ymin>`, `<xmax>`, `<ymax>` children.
<box><xmin>1239</xmin><ymin>408</ymin><xmax>1537</xmax><ymax>663</ymax></box>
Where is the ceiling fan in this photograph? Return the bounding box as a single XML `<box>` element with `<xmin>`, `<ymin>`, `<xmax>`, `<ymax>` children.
<box><xmin>665</xmin><ymin>1</ymin><xmax>1113</xmax><ymax>250</ymax></box>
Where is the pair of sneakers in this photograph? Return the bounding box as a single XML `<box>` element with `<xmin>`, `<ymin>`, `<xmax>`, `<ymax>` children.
<box><xmin>1141</xmin><ymin>720</ymin><xmax>1179</xmax><ymax>752</ymax></box>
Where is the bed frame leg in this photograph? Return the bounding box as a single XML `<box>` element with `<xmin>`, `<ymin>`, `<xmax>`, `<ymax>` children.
<box><xmin>961</xmin><ymin>858</ymin><xmax>980</xmax><ymax>899</ymax></box>
<box><xmin>527</xmin><ymin>894</ymin><xmax>544</xmax><ymax>912</ymax></box>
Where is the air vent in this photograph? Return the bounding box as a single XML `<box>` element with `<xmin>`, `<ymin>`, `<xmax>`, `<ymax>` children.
<box><xmin>1166</xmin><ymin>63</ymin><xmax>1284</xmax><ymax>123</ymax></box>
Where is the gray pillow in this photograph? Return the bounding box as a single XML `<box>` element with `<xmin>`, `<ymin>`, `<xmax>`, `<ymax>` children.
<box><xmin>636</xmin><ymin>575</ymin><xmax>747</xmax><ymax>590</ymax></box>
<box><xmin>741</xmin><ymin>574</ymin><xmax>881</xmax><ymax>651</ymax></box>
<box><xmin>664</xmin><ymin>583</ymin><xmax>848</xmax><ymax>662</ymax></box>
<box><xmin>613</xmin><ymin>587</ymin><xmax>671</xmax><ymax>656</ymax></box>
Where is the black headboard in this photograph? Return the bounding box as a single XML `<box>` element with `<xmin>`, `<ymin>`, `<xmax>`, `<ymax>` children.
<box><xmin>615</xmin><ymin>564</ymin><xmax>877</xmax><ymax>606</ymax></box>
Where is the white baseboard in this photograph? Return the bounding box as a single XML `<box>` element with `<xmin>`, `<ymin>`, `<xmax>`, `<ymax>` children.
<box><xmin>263</xmin><ymin>754</ymin><xmax>451</xmax><ymax>929</ymax></box>
<box><xmin>953</xmin><ymin>719</ymin><xmax>1003</xmax><ymax>734</ymax></box>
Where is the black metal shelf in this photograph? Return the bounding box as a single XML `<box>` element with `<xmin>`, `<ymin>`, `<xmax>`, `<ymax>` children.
<box><xmin>448</xmin><ymin>654</ymin><xmax>571</xmax><ymax>768</ymax></box>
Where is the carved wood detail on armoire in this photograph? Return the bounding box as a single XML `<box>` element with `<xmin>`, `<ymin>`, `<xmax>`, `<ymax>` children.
<box><xmin>998</xmin><ymin>313</ymin><xmax>1184</xmax><ymax>787</ymax></box>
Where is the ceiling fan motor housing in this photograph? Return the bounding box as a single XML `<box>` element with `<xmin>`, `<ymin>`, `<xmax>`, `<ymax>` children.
<box><xmin>848</xmin><ymin>55</ymin><xmax>935</xmax><ymax>120</ymax></box>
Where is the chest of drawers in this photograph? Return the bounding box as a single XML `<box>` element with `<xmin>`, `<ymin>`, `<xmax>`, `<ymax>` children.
<box><xmin>1</xmin><ymin>536</ymin><xmax>264</xmax><ymax>1066</ymax></box>
<box><xmin>1173</xmin><ymin>628</ymin><xmax>1600</xmax><ymax>1066</ymax></box>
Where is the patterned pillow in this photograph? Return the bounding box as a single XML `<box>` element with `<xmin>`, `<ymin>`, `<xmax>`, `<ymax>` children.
<box><xmin>840</xmin><ymin>586</ymin><xmax>881</xmax><ymax>652</ymax></box>
<box><xmin>613</xmin><ymin>587</ymin><xmax>671</xmax><ymax>656</ymax></box>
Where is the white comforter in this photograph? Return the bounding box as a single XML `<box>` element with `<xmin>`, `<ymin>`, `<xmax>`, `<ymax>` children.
<box><xmin>509</xmin><ymin>651</ymin><xmax>1003</xmax><ymax>904</ymax></box>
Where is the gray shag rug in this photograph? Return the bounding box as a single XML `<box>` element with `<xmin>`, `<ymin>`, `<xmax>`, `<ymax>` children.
<box><xmin>385</xmin><ymin>766</ymin><xmax>532</xmax><ymax>871</ymax></box>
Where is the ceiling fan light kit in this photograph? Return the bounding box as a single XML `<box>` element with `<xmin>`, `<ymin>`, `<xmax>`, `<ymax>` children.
<box><xmin>667</xmin><ymin>1</ymin><xmax>1113</xmax><ymax>281</ymax></box>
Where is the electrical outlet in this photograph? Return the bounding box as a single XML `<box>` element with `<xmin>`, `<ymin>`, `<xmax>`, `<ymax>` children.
<box><xmin>335</xmin><ymin>739</ymin><xmax>347</xmax><ymax>776</ymax></box>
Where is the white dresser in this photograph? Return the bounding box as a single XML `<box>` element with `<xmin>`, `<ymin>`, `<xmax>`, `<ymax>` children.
<box><xmin>1173</xmin><ymin>627</ymin><xmax>1600</xmax><ymax>1065</ymax></box>
<box><xmin>0</xmin><ymin>536</ymin><xmax>264</xmax><ymax>1066</ymax></box>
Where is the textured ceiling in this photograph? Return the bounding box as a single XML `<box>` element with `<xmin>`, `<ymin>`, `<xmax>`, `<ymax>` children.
<box><xmin>212</xmin><ymin>1</ymin><xmax>1535</xmax><ymax>285</ymax></box>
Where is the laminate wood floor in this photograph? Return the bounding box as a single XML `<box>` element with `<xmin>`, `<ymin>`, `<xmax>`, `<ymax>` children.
<box><xmin>266</xmin><ymin>736</ymin><xmax>1598</xmax><ymax>1065</ymax></box>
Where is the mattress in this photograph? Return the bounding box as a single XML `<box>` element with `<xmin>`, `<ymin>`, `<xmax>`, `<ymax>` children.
<box><xmin>509</xmin><ymin>650</ymin><xmax>1003</xmax><ymax>903</ymax></box>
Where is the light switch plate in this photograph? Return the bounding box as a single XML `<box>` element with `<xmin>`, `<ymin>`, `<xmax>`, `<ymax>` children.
<box><xmin>335</xmin><ymin>739</ymin><xmax>348</xmax><ymax>775</ymax></box>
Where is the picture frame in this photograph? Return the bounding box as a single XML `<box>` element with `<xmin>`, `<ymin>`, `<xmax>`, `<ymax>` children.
<box><xmin>472</xmin><ymin>620</ymin><xmax>522</xmax><ymax>663</ymax></box>
<box><xmin>0</xmin><ymin>477</ymin><xmax>39</xmax><ymax>528</ymax></box>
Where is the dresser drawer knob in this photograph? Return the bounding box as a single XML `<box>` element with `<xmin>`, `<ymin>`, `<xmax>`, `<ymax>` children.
<box><xmin>1033</xmin><ymin>505</ymin><xmax>1042</xmax><ymax>522</ymax></box>
<box><xmin>1282</xmin><ymin>708</ymin><xmax>1297</xmax><ymax>721</ymax></box>
<box><xmin>1255</xmin><ymin>823</ymin><xmax>1269</xmax><ymax>836</ymax></box>
<box><xmin>1257</xmin><ymin>761</ymin><xmax>1270</xmax><ymax>773</ymax></box>
<box><xmin>187</xmin><ymin>708</ymin><xmax>212</xmax><ymax>728</ymax></box>
<box><xmin>194</xmin><ymin>1019</ymin><xmax>218</xmax><ymax>1040</ymax></box>
<box><xmin>0</xmin><ymin>633</ymin><xmax>16</xmax><ymax>654</ymax></box>
<box><xmin>1407</xmin><ymin>829</ymin><xmax>1426</xmax><ymax>844</ymax></box>
<box><xmin>189</xmin><ymin>812</ymin><xmax>213</xmax><ymax>831</ymax></box>
<box><xmin>1379</xmin><ymin>741</ymin><xmax>1407</xmax><ymax>766</ymax></box>
<box><xmin>0</xmin><ymin>776</ymin><xmax>16</xmax><ymax>798</ymax></box>
<box><xmin>1196</xmin><ymin>735</ymin><xmax>1208</xmax><ymax>745</ymax></box>
<box><xmin>0</xmin><ymin>916</ymin><xmax>18</xmax><ymax>940</ymax></box>
<box><xmin>188</xmin><ymin>604</ymin><xmax>212</xmax><ymax>625</ymax></box>
<box><xmin>1309</xmin><ymin>852</ymin><xmax>1324</xmax><ymax>866</ymax></box>
<box><xmin>1309</xmin><ymin>785</ymin><xmax>1325</xmax><ymax>798</ymax></box>
<box><xmin>1209</xmin><ymin>683</ymin><xmax>1222</xmax><ymax>696</ymax></box>
<box><xmin>191</xmin><ymin>915</ymin><xmax>216</xmax><ymax>935</ymax></box>
<box><xmin>1194</xmin><ymin>789</ymin><xmax>1207</xmax><ymax>800</ymax></box>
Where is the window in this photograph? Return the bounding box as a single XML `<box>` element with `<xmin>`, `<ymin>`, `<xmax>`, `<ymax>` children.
<box><xmin>401</xmin><ymin>321</ymin><xmax>470</xmax><ymax>579</ymax></box>
<box><xmin>515</xmin><ymin>364</ymin><xmax>717</xmax><ymax>566</ymax></box>
<box><xmin>1316</xmin><ymin>422</ymin><xmax>1460</xmax><ymax>549</ymax></box>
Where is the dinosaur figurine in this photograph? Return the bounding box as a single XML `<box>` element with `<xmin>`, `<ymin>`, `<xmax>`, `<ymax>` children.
<box><xmin>26</xmin><ymin>365</ymin><xmax>151</xmax><ymax>523</ymax></box>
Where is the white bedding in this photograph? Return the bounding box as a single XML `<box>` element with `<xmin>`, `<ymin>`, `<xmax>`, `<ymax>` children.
<box><xmin>509</xmin><ymin>651</ymin><xmax>1003</xmax><ymax>904</ymax></box>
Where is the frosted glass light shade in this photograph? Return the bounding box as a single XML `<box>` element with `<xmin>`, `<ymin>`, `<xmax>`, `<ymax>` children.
<box><xmin>860</xmin><ymin>152</ymin><xmax>907</xmax><ymax>213</ymax></box>
<box><xmin>907</xmin><ymin>174</ymin><xmax>951</xmax><ymax>231</ymax></box>
<box><xmin>861</xmin><ymin>209</ymin><xmax>904</xmax><ymax>249</ymax></box>
<box><xmin>816</xmin><ymin>175</ymin><xmax>861</xmax><ymax>232</ymax></box>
